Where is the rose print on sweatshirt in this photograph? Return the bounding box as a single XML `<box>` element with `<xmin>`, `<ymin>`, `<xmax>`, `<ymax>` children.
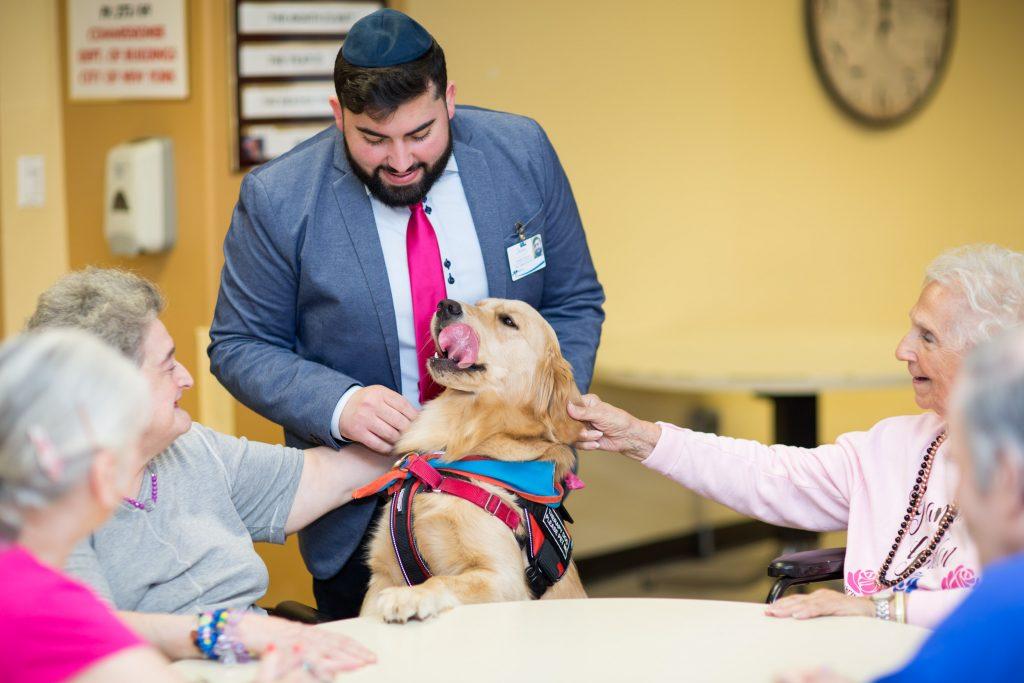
<box><xmin>846</xmin><ymin>569</ymin><xmax>880</xmax><ymax>595</ymax></box>
<box><xmin>940</xmin><ymin>565</ymin><xmax>978</xmax><ymax>590</ymax></box>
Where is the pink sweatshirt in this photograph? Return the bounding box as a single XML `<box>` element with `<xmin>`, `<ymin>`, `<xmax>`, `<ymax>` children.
<box><xmin>643</xmin><ymin>412</ymin><xmax>978</xmax><ymax>627</ymax></box>
<box><xmin>0</xmin><ymin>544</ymin><xmax>144</xmax><ymax>682</ymax></box>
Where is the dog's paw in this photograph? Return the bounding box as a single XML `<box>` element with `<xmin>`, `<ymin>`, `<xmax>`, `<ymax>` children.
<box><xmin>375</xmin><ymin>583</ymin><xmax>459</xmax><ymax>623</ymax></box>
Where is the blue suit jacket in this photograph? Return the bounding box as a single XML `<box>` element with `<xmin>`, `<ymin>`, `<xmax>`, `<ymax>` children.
<box><xmin>209</xmin><ymin>106</ymin><xmax>605</xmax><ymax>580</ymax></box>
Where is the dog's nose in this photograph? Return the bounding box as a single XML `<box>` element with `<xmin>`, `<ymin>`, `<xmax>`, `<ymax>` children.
<box><xmin>436</xmin><ymin>299</ymin><xmax>462</xmax><ymax>321</ymax></box>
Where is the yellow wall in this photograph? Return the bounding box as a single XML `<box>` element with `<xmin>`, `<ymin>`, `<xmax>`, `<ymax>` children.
<box><xmin>0</xmin><ymin>0</ymin><xmax>70</xmax><ymax>335</ymax></box>
<box><xmin>10</xmin><ymin>0</ymin><xmax>1022</xmax><ymax>601</ymax></box>
<box><xmin>409</xmin><ymin>0</ymin><xmax>1024</xmax><ymax>357</ymax></box>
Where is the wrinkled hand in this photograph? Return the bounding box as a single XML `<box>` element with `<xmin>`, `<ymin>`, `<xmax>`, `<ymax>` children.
<box><xmin>774</xmin><ymin>667</ymin><xmax>853</xmax><ymax>683</ymax></box>
<box><xmin>567</xmin><ymin>394</ymin><xmax>662</xmax><ymax>462</ymax></box>
<box><xmin>240</xmin><ymin>614</ymin><xmax>376</xmax><ymax>678</ymax></box>
<box><xmin>339</xmin><ymin>385</ymin><xmax>418</xmax><ymax>454</ymax></box>
<box><xmin>765</xmin><ymin>589</ymin><xmax>874</xmax><ymax>620</ymax></box>
<box><xmin>255</xmin><ymin>643</ymin><xmax>316</xmax><ymax>682</ymax></box>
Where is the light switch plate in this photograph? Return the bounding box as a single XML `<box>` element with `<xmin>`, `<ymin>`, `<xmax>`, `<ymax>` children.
<box><xmin>17</xmin><ymin>155</ymin><xmax>45</xmax><ymax>208</ymax></box>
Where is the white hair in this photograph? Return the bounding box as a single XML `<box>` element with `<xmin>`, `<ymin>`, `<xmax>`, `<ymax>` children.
<box><xmin>954</xmin><ymin>327</ymin><xmax>1024</xmax><ymax>496</ymax></box>
<box><xmin>924</xmin><ymin>244</ymin><xmax>1024</xmax><ymax>349</ymax></box>
<box><xmin>0</xmin><ymin>330</ymin><xmax>151</xmax><ymax>540</ymax></box>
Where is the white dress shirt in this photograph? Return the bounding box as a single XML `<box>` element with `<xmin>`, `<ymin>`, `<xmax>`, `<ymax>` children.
<box><xmin>331</xmin><ymin>154</ymin><xmax>489</xmax><ymax>439</ymax></box>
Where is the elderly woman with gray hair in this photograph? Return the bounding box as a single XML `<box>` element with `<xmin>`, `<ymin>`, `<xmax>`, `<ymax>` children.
<box><xmin>0</xmin><ymin>330</ymin><xmax>180</xmax><ymax>681</ymax></box>
<box><xmin>27</xmin><ymin>268</ymin><xmax>379</xmax><ymax>678</ymax></box>
<box><xmin>570</xmin><ymin>244</ymin><xmax>1024</xmax><ymax>627</ymax></box>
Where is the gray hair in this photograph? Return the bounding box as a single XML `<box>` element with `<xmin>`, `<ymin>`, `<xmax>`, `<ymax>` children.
<box><xmin>27</xmin><ymin>267</ymin><xmax>165</xmax><ymax>364</ymax></box>
<box><xmin>925</xmin><ymin>244</ymin><xmax>1024</xmax><ymax>349</ymax></box>
<box><xmin>0</xmin><ymin>330</ymin><xmax>151</xmax><ymax>540</ymax></box>
<box><xmin>954</xmin><ymin>327</ymin><xmax>1024</xmax><ymax>496</ymax></box>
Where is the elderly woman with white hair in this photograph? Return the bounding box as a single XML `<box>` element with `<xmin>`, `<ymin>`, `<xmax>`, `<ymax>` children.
<box><xmin>570</xmin><ymin>244</ymin><xmax>1024</xmax><ymax>627</ymax></box>
<box><xmin>882</xmin><ymin>326</ymin><xmax>1024</xmax><ymax>679</ymax></box>
<box><xmin>0</xmin><ymin>330</ymin><xmax>180</xmax><ymax>681</ymax></box>
<box><xmin>784</xmin><ymin>327</ymin><xmax>1024</xmax><ymax>683</ymax></box>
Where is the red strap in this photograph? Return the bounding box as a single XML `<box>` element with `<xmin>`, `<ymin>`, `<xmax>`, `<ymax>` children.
<box><xmin>437</xmin><ymin>477</ymin><xmax>521</xmax><ymax>530</ymax></box>
<box><xmin>407</xmin><ymin>457</ymin><xmax>520</xmax><ymax>531</ymax></box>
<box><xmin>407</xmin><ymin>457</ymin><xmax>443</xmax><ymax>488</ymax></box>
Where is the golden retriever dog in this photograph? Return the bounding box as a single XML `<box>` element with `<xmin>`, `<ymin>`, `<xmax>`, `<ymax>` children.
<box><xmin>359</xmin><ymin>298</ymin><xmax>587</xmax><ymax>622</ymax></box>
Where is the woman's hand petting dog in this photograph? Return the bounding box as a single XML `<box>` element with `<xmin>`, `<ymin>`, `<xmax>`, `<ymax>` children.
<box><xmin>568</xmin><ymin>394</ymin><xmax>662</xmax><ymax>462</ymax></box>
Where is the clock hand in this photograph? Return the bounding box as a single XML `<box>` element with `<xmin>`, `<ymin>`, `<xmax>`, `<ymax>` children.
<box><xmin>877</xmin><ymin>0</ymin><xmax>893</xmax><ymax>39</ymax></box>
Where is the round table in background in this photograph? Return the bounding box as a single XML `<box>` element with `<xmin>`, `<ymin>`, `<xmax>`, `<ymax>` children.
<box><xmin>175</xmin><ymin>598</ymin><xmax>927</xmax><ymax>682</ymax></box>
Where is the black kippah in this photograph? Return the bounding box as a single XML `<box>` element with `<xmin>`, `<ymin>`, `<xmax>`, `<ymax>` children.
<box><xmin>342</xmin><ymin>8</ymin><xmax>433</xmax><ymax>68</ymax></box>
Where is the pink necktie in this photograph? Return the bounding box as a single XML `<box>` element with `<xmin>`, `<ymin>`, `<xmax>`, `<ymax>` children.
<box><xmin>407</xmin><ymin>202</ymin><xmax>447</xmax><ymax>404</ymax></box>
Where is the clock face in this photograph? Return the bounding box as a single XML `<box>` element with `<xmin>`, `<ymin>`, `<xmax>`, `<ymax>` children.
<box><xmin>807</xmin><ymin>0</ymin><xmax>954</xmax><ymax>126</ymax></box>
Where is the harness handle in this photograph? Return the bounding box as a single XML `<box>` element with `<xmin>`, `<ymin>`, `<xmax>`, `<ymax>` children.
<box><xmin>406</xmin><ymin>456</ymin><xmax>443</xmax><ymax>489</ymax></box>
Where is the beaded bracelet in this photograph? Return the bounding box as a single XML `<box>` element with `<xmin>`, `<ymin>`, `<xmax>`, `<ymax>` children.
<box><xmin>215</xmin><ymin>610</ymin><xmax>252</xmax><ymax>664</ymax></box>
<box><xmin>195</xmin><ymin>609</ymin><xmax>226</xmax><ymax>659</ymax></box>
<box><xmin>194</xmin><ymin>609</ymin><xmax>252</xmax><ymax>664</ymax></box>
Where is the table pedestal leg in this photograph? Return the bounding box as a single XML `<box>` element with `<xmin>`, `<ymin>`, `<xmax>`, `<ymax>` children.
<box><xmin>764</xmin><ymin>393</ymin><xmax>821</xmax><ymax>551</ymax></box>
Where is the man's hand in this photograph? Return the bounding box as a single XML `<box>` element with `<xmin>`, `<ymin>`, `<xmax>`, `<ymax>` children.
<box><xmin>567</xmin><ymin>394</ymin><xmax>662</xmax><ymax>462</ymax></box>
<box><xmin>339</xmin><ymin>385</ymin><xmax>418</xmax><ymax>454</ymax></box>
<box><xmin>764</xmin><ymin>589</ymin><xmax>874</xmax><ymax>620</ymax></box>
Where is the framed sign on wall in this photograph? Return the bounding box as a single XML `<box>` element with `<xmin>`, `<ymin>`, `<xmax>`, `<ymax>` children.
<box><xmin>67</xmin><ymin>0</ymin><xmax>189</xmax><ymax>100</ymax></box>
<box><xmin>231</xmin><ymin>0</ymin><xmax>383</xmax><ymax>170</ymax></box>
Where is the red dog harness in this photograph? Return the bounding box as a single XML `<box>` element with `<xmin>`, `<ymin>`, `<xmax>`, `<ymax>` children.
<box><xmin>354</xmin><ymin>453</ymin><xmax>578</xmax><ymax>599</ymax></box>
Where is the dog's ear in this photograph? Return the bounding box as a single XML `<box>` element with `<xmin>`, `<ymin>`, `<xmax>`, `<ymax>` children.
<box><xmin>536</xmin><ymin>346</ymin><xmax>582</xmax><ymax>444</ymax></box>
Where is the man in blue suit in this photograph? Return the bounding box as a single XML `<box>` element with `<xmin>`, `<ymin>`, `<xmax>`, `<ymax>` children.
<box><xmin>209</xmin><ymin>9</ymin><xmax>604</xmax><ymax>618</ymax></box>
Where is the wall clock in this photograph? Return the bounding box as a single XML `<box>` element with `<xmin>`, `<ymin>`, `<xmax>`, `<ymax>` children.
<box><xmin>806</xmin><ymin>0</ymin><xmax>955</xmax><ymax>127</ymax></box>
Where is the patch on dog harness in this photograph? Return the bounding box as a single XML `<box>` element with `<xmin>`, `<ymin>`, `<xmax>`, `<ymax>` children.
<box><xmin>521</xmin><ymin>500</ymin><xmax>574</xmax><ymax>599</ymax></box>
<box><xmin>357</xmin><ymin>453</ymin><xmax>577</xmax><ymax>598</ymax></box>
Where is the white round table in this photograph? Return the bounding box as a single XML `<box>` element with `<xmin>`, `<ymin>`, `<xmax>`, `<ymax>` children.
<box><xmin>175</xmin><ymin>598</ymin><xmax>927</xmax><ymax>682</ymax></box>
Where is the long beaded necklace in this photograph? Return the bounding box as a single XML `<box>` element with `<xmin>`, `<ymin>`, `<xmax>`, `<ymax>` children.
<box><xmin>124</xmin><ymin>468</ymin><xmax>158</xmax><ymax>511</ymax></box>
<box><xmin>876</xmin><ymin>431</ymin><xmax>958</xmax><ymax>589</ymax></box>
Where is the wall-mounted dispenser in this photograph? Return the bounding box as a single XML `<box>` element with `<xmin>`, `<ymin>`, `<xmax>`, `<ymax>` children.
<box><xmin>104</xmin><ymin>137</ymin><xmax>176</xmax><ymax>256</ymax></box>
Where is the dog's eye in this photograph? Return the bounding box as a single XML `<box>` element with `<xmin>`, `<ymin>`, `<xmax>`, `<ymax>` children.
<box><xmin>500</xmin><ymin>315</ymin><xmax>518</xmax><ymax>329</ymax></box>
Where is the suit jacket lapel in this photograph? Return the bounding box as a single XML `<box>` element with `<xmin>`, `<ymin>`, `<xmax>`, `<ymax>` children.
<box><xmin>330</xmin><ymin>136</ymin><xmax>402</xmax><ymax>390</ymax></box>
<box><xmin>454</xmin><ymin>141</ymin><xmax>508</xmax><ymax>300</ymax></box>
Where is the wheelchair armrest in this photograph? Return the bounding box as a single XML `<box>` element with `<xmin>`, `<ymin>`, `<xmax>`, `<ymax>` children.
<box><xmin>768</xmin><ymin>546</ymin><xmax>845</xmax><ymax>581</ymax></box>
<box><xmin>267</xmin><ymin>600</ymin><xmax>332</xmax><ymax>624</ymax></box>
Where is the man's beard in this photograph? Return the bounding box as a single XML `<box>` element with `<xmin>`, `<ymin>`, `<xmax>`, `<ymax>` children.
<box><xmin>344</xmin><ymin>124</ymin><xmax>454</xmax><ymax>208</ymax></box>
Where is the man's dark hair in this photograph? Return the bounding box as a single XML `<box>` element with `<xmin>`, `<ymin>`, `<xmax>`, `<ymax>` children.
<box><xmin>334</xmin><ymin>40</ymin><xmax>447</xmax><ymax>120</ymax></box>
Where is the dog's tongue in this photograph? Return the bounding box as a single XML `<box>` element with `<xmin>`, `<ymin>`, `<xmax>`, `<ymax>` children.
<box><xmin>438</xmin><ymin>323</ymin><xmax>480</xmax><ymax>369</ymax></box>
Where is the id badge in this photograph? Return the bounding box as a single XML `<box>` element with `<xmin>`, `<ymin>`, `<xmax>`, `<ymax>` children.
<box><xmin>507</xmin><ymin>234</ymin><xmax>546</xmax><ymax>282</ymax></box>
